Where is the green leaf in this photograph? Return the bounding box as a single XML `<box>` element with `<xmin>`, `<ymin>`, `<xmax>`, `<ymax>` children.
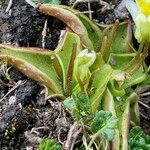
<box><xmin>39</xmin><ymin>138</ymin><xmax>61</xmax><ymax>150</ymax></box>
<box><xmin>39</xmin><ymin>4</ymin><xmax>94</xmax><ymax>50</ymax></box>
<box><xmin>56</xmin><ymin>5</ymin><xmax>101</xmax><ymax>51</ymax></box>
<box><xmin>121</xmin><ymin>68</ymin><xmax>147</xmax><ymax>89</ymax></box>
<box><xmin>63</xmin><ymin>93</ymin><xmax>90</xmax><ymax>120</ymax></box>
<box><xmin>44</xmin><ymin>0</ymin><xmax>61</xmax><ymax>4</ymax></box>
<box><xmin>63</xmin><ymin>97</ymin><xmax>76</xmax><ymax>111</ymax></box>
<box><xmin>54</xmin><ymin>32</ymin><xmax>81</xmax><ymax>95</ymax></box>
<box><xmin>108</xmin><ymin>70</ymin><xmax>127</xmax><ymax>97</ymax></box>
<box><xmin>0</xmin><ymin>44</ymin><xmax>63</xmax><ymax>98</ymax></box>
<box><xmin>127</xmin><ymin>92</ymin><xmax>140</xmax><ymax>125</ymax></box>
<box><xmin>89</xmin><ymin>64</ymin><xmax>113</xmax><ymax>112</ymax></box>
<box><xmin>115</xmin><ymin>99</ymin><xmax>130</xmax><ymax>149</ymax></box>
<box><xmin>76</xmin><ymin>13</ymin><xmax>101</xmax><ymax>51</ymax></box>
<box><xmin>90</xmin><ymin>52</ymin><xmax>105</xmax><ymax>72</ymax></box>
<box><xmin>91</xmin><ymin>110</ymin><xmax>118</xmax><ymax>141</ymax></box>
<box><xmin>109</xmin><ymin>53</ymin><xmax>135</xmax><ymax>70</ymax></box>
<box><xmin>102</xmin><ymin>88</ymin><xmax>116</xmax><ymax>116</ymax></box>
<box><xmin>110</xmin><ymin>22</ymin><xmax>133</xmax><ymax>54</ymax></box>
<box><xmin>129</xmin><ymin>126</ymin><xmax>150</xmax><ymax>150</ymax></box>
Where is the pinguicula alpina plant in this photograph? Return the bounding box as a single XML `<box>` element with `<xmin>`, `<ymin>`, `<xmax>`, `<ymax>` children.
<box><xmin>0</xmin><ymin>1</ymin><xmax>150</xmax><ymax>149</ymax></box>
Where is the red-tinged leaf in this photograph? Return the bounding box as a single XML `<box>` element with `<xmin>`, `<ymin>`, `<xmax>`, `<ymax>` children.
<box><xmin>57</xmin><ymin>5</ymin><xmax>101</xmax><ymax>51</ymax></box>
<box><xmin>54</xmin><ymin>32</ymin><xmax>81</xmax><ymax>94</ymax></box>
<box><xmin>0</xmin><ymin>44</ymin><xmax>64</xmax><ymax>98</ymax></box>
<box><xmin>38</xmin><ymin>4</ymin><xmax>94</xmax><ymax>50</ymax></box>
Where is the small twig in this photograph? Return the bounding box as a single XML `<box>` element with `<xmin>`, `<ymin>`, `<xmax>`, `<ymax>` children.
<box><xmin>137</xmin><ymin>85</ymin><xmax>150</xmax><ymax>94</ymax></box>
<box><xmin>6</xmin><ymin>0</ymin><xmax>13</xmax><ymax>13</ymax></box>
<box><xmin>31</xmin><ymin>126</ymin><xmax>48</xmax><ymax>135</ymax></box>
<box><xmin>72</xmin><ymin>0</ymin><xmax>110</xmax><ymax>8</ymax></box>
<box><xmin>138</xmin><ymin>101</ymin><xmax>150</xmax><ymax>109</ymax></box>
<box><xmin>83</xmin><ymin>135</ymin><xmax>88</xmax><ymax>149</ymax></box>
<box><xmin>63</xmin><ymin>122</ymin><xmax>82</xmax><ymax>150</ymax></box>
<box><xmin>42</xmin><ymin>19</ymin><xmax>48</xmax><ymax>48</ymax></box>
<box><xmin>58</xmin><ymin>128</ymin><xmax>64</xmax><ymax>145</ymax></box>
<box><xmin>87</xmin><ymin>1</ymin><xmax>92</xmax><ymax>20</ymax></box>
<box><xmin>97</xmin><ymin>1</ymin><xmax>113</xmax><ymax>13</ymax></box>
<box><xmin>25</xmin><ymin>0</ymin><xmax>38</xmax><ymax>8</ymax></box>
<box><xmin>75</xmin><ymin>10</ymin><xmax>93</xmax><ymax>15</ymax></box>
<box><xmin>0</xmin><ymin>80</ymin><xmax>23</xmax><ymax>102</ymax></box>
<box><xmin>25</xmin><ymin>131</ymin><xmax>42</xmax><ymax>144</ymax></box>
<box><xmin>140</xmin><ymin>112</ymin><xmax>149</xmax><ymax>120</ymax></box>
<box><xmin>139</xmin><ymin>92</ymin><xmax>150</xmax><ymax>97</ymax></box>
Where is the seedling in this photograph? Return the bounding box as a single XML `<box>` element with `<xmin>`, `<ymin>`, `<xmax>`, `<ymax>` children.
<box><xmin>39</xmin><ymin>138</ymin><xmax>61</xmax><ymax>150</ymax></box>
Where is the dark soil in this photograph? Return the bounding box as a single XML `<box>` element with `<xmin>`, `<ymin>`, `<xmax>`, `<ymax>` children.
<box><xmin>0</xmin><ymin>0</ymin><xmax>66</xmax><ymax>49</ymax></box>
<box><xmin>0</xmin><ymin>0</ymin><xmax>149</xmax><ymax>149</ymax></box>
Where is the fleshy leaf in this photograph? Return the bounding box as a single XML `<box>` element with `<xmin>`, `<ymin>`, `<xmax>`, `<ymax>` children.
<box><xmin>54</xmin><ymin>32</ymin><xmax>81</xmax><ymax>95</ymax></box>
<box><xmin>38</xmin><ymin>4</ymin><xmax>94</xmax><ymax>49</ymax></box>
<box><xmin>89</xmin><ymin>64</ymin><xmax>112</xmax><ymax>112</ymax></box>
<box><xmin>102</xmin><ymin>88</ymin><xmax>116</xmax><ymax>116</ymax></box>
<box><xmin>120</xmin><ymin>101</ymin><xmax>130</xmax><ymax>150</ymax></box>
<box><xmin>110</xmin><ymin>22</ymin><xmax>133</xmax><ymax>54</ymax></box>
<box><xmin>121</xmin><ymin>68</ymin><xmax>147</xmax><ymax>89</ymax></box>
<box><xmin>109</xmin><ymin>53</ymin><xmax>135</xmax><ymax>70</ymax></box>
<box><xmin>90</xmin><ymin>52</ymin><xmax>105</xmax><ymax>72</ymax></box>
<box><xmin>102</xmin><ymin>88</ymin><xmax>120</xmax><ymax>149</ymax></box>
<box><xmin>54</xmin><ymin>5</ymin><xmax>101</xmax><ymax>51</ymax></box>
<box><xmin>77</xmin><ymin>14</ymin><xmax>101</xmax><ymax>51</ymax></box>
<box><xmin>91</xmin><ymin>110</ymin><xmax>118</xmax><ymax>141</ymax></box>
<box><xmin>115</xmin><ymin>100</ymin><xmax>130</xmax><ymax>150</ymax></box>
<box><xmin>108</xmin><ymin>70</ymin><xmax>127</xmax><ymax>97</ymax></box>
<box><xmin>0</xmin><ymin>44</ymin><xmax>63</xmax><ymax>98</ymax></box>
<box><xmin>61</xmin><ymin>5</ymin><xmax>101</xmax><ymax>51</ymax></box>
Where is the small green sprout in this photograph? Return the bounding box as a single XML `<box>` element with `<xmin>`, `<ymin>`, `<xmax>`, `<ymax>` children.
<box><xmin>39</xmin><ymin>138</ymin><xmax>61</xmax><ymax>150</ymax></box>
<box><xmin>89</xmin><ymin>110</ymin><xmax>118</xmax><ymax>148</ymax></box>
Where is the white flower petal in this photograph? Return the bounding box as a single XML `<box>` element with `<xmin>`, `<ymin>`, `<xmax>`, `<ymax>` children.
<box><xmin>126</xmin><ymin>0</ymin><xmax>140</xmax><ymax>20</ymax></box>
<box><xmin>78</xmin><ymin>49</ymin><xmax>88</xmax><ymax>57</ymax></box>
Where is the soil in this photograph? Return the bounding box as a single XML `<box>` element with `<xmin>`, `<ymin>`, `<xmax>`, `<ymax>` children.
<box><xmin>0</xmin><ymin>0</ymin><xmax>149</xmax><ymax>149</ymax></box>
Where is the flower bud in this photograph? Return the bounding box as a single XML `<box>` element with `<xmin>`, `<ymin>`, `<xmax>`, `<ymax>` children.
<box><xmin>74</xmin><ymin>49</ymin><xmax>96</xmax><ymax>86</ymax></box>
<box><xmin>134</xmin><ymin>14</ymin><xmax>150</xmax><ymax>43</ymax></box>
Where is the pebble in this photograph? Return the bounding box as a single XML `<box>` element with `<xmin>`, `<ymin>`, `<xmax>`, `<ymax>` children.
<box><xmin>8</xmin><ymin>95</ymin><xmax>16</xmax><ymax>105</ymax></box>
